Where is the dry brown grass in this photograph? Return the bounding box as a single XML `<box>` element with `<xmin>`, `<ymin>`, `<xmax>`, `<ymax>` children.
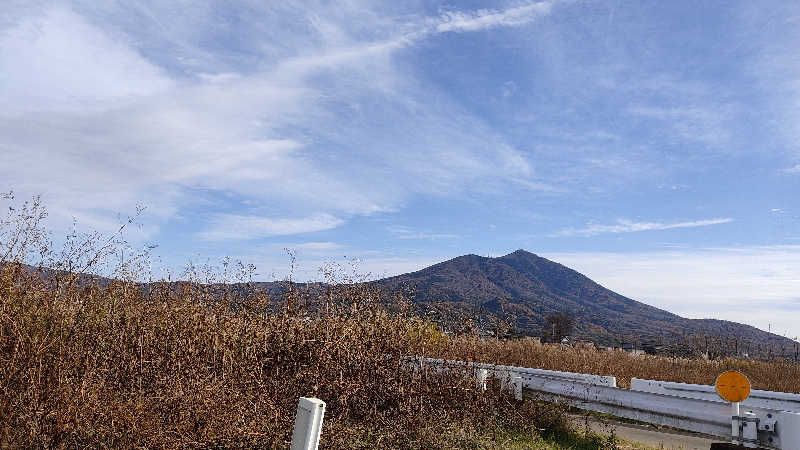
<box><xmin>436</xmin><ymin>336</ymin><xmax>800</xmax><ymax>393</ymax></box>
<box><xmin>1</xmin><ymin>262</ymin><xmax>578</xmax><ymax>448</ymax></box>
<box><xmin>3</xmin><ymin>194</ymin><xmax>795</xmax><ymax>449</ymax></box>
<box><xmin>0</xmin><ymin>194</ymin><xmax>571</xmax><ymax>448</ymax></box>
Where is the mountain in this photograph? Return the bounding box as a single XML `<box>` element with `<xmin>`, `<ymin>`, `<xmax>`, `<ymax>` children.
<box><xmin>9</xmin><ymin>250</ymin><xmax>793</xmax><ymax>357</ymax></box>
<box><xmin>375</xmin><ymin>250</ymin><xmax>794</xmax><ymax>356</ymax></box>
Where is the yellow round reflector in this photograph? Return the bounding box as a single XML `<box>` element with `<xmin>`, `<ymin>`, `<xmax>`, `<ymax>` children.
<box><xmin>715</xmin><ymin>371</ymin><xmax>751</xmax><ymax>403</ymax></box>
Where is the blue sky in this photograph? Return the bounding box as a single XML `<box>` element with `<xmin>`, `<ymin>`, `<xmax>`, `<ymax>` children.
<box><xmin>1</xmin><ymin>1</ymin><xmax>799</xmax><ymax>338</ymax></box>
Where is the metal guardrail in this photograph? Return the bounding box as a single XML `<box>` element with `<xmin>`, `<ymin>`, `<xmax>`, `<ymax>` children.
<box><xmin>409</xmin><ymin>356</ymin><xmax>617</xmax><ymax>386</ymax></box>
<box><xmin>410</xmin><ymin>356</ymin><xmax>800</xmax><ymax>449</ymax></box>
<box><xmin>631</xmin><ymin>378</ymin><xmax>800</xmax><ymax>413</ymax></box>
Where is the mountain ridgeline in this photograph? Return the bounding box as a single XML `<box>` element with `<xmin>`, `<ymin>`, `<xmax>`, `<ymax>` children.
<box><xmin>375</xmin><ymin>250</ymin><xmax>793</xmax><ymax>356</ymax></box>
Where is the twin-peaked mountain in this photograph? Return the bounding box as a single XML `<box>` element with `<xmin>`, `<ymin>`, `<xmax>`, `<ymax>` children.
<box><xmin>374</xmin><ymin>250</ymin><xmax>793</xmax><ymax>355</ymax></box>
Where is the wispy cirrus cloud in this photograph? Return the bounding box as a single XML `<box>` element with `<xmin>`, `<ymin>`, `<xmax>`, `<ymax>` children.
<box><xmin>737</xmin><ymin>3</ymin><xmax>800</xmax><ymax>157</ymax></box>
<box><xmin>0</xmin><ymin>1</ymin><xmax>554</xmax><ymax>239</ymax></box>
<box><xmin>435</xmin><ymin>2</ymin><xmax>553</xmax><ymax>33</ymax></box>
<box><xmin>293</xmin><ymin>241</ymin><xmax>344</xmax><ymax>251</ymax></box>
<box><xmin>388</xmin><ymin>226</ymin><xmax>460</xmax><ymax>240</ymax></box>
<box><xmin>785</xmin><ymin>164</ymin><xmax>800</xmax><ymax>174</ymax></box>
<box><xmin>626</xmin><ymin>104</ymin><xmax>733</xmax><ymax>147</ymax></box>
<box><xmin>397</xmin><ymin>233</ymin><xmax>460</xmax><ymax>240</ymax></box>
<box><xmin>196</xmin><ymin>214</ymin><xmax>344</xmax><ymax>241</ymax></box>
<box><xmin>554</xmin><ymin>218</ymin><xmax>734</xmax><ymax>237</ymax></box>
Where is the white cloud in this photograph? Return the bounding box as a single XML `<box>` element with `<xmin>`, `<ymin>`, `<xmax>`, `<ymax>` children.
<box><xmin>388</xmin><ymin>226</ymin><xmax>459</xmax><ymax>240</ymax></box>
<box><xmin>626</xmin><ymin>104</ymin><xmax>732</xmax><ymax>147</ymax></box>
<box><xmin>435</xmin><ymin>2</ymin><xmax>553</xmax><ymax>33</ymax></box>
<box><xmin>293</xmin><ymin>242</ymin><xmax>344</xmax><ymax>251</ymax></box>
<box><xmin>397</xmin><ymin>233</ymin><xmax>460</xmax><ymax>241</ymax></box>
<box><xmin>737</xmin><ymin>3</ymin><xmax>800</xmax><ymax>157</ymax></box>
<box><xmin>555</xmin><ymin>218</ymin><xmax>734</xmax><ymax>237</ymax></box>
<box><xmin>0</xmin><ymin>7</ymin><xmax>172</xmax><ymax>112</ymax></box>
<box><xmin>0</xmin><ymin>1</ymin><xmax>552</xmax><ymax>238</ymax></box>
<box><xmin>785</xmin><ymin>164</ymin><xmax>800</xmax><ymax>173</ymax></box>
<box><xmin>196</xmin><ymin>214</ymin><xmax>344</xmax><ymax>241</ymax></box>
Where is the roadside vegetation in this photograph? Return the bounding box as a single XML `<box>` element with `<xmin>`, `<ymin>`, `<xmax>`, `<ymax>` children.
<box><xmin>1</xmin><ymin>194</ymin><xmax>795</xmax><ymax>448</ymax></box>
<box><xmin>0</xmin><ymin>194</ymin><xmax>598</xmax><ymax>448</ymax></box>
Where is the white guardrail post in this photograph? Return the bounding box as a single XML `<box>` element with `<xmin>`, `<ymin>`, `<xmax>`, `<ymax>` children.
<box><xmin>476</xmin><ymin>368</ymin><xmax>488</xmax><ymax>391</ymax></box>
<box><xmin>779</xmin><ymin>411</ymin><xmax>800</xmax><ymax>449</ymax></box>
<box><xmin>290</xmin><ymin>397</ymin><xmax>326</xmax><ymax>450</ymax></box>
<box><xmin>512</xmin><ymin>376</ymin><xmax>523</xmax><ymax>401</ymax></box>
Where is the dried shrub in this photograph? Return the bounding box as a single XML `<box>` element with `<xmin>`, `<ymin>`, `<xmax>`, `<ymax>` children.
<box><xmin>0</xmin><ymin>195</ymin><xmax>568</xmax><ymax>448</ymax></box>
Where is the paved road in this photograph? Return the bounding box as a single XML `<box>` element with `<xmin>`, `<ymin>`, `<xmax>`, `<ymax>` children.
<box><xmin>572</xmin><ymin>415</ymin><xmax>721</xmax><ymax>449</ymax></box>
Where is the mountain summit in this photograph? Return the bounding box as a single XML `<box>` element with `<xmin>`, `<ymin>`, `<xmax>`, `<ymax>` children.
<box><xmin>377</xmin><ymin>250</ymin><xmax>791</xmax><ymax>354</ymax></box>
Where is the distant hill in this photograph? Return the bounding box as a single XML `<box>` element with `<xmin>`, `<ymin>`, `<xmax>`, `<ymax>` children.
<box><xmin>375</xmin><ymin>250</ymin><xmax>795</xmax><ymax>357</ymax></box>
